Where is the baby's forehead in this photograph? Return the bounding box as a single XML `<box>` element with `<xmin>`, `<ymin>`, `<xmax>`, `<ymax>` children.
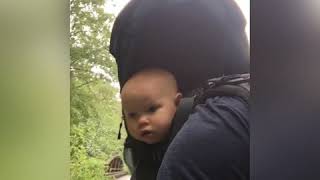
<box><xmin>121</xmin><ymin>84</ymin><xmax>161</xmax><ymax>111</ymax></box>
<box><xmin>121</xmin><ymin>79</ymin><xmax>164</xmax><ymax>100</ymax></box>
<box><xmin>123</xmin><ymin>70</ymin><xmax>176</xmax><ymax>92</ymax></box>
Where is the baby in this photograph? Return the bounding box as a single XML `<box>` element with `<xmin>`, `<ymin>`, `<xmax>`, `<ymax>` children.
<box><xmin>121</xmin><ymin>68</ymin><xmax>182</xmax><ymax>144</ymax></box>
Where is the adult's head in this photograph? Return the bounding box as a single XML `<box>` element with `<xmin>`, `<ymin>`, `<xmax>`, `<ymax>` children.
<box><xmin>110</xmin><ymin>0</ymin><xmax>249</xmax><ymax>94</ymax></box>
<box><xmin>121</xmin><ymin>68</ymin><xmax>182</xmax><ymax>144</ymax></box>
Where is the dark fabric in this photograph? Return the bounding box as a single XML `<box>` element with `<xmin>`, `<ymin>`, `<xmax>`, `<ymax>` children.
<box><xmin>123</xmin><ymin>136</ymin><xmax>168</xmax><ymax>180</ymax></box>
<box><xmin>110</xmin><ymin>0</ymin><xmax>249</xmax><ymax>94</ymax></box>
<box><xmin>193</xmin><ymin>73</ymin><xmax>250</xmax><ymax>106</ymax></box>
<box><xmin>129</xmin><ymin>156</ymin><xmax>158</xmax><ymax>180</ymax></box>
<box><xmin>168</xmin><ymin>97</ymin><xmax>194</xmax><ymax>142</ymax></box>
<box><xmin>157</xmin><ymin>96</ymin><xmax>249</xmax><ymax>180</ymax></box>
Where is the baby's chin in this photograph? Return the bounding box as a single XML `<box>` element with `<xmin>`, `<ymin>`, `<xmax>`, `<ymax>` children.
<box><xmin>137</xmin><ymin>134</ymin><xmax>164</xmax><ymax>144</ymax></box>
<box><xmin>143</xmin><ymin>140</ymin><xmax>158</xmax><ymax>144</ymax></box>
<box><xmin>140</xmin><ymin>137</ymin><xmax>161</xmax><ymax>145</ymax></box>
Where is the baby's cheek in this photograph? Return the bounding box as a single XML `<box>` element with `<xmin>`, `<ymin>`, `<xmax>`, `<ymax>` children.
<box><xmin>159</xmin><ymin>120</ymin><xmax>173</xmax><ymax>133</ymax></box>
<box><xmin>126</xmin><ymin>122</ymin><xmax>137</xmax><ymax>136</ymax></box>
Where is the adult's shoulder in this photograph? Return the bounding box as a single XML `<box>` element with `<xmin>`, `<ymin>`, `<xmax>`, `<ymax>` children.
<box><xmin>176</xmin><ymin>96</ymin><xmax>249</xmax><ymax>150</ymax></box>
<box><xmin>157</xmin><ymin>96</ymin><xmax>249</xmax><ymax>180</ymax></box>
<box><xmin>194</xmin><ymin>96</ymin><xmax>249</xmax><ymax>134</ymax></box>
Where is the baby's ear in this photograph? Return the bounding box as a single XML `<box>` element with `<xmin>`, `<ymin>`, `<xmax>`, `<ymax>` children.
<box><xmin>174</xmin><ymin>93</ymin><xmax>183</xmax><ymax>106</ymax></box>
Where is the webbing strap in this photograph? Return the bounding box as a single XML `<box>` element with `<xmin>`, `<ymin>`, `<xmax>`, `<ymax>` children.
<box><xmin>193</xmin><ymin>73</ymin><xmax>250</xmax><ymax>106</ymax></box>
<box><xmin>168</xmin><ymin>97</ymin><xmax>194</xmax><ymax>142</ymax></box>
<box><xmin>194</xmin><ymin>84</ymin><xmax>250</xmax><ymax>106</ymax></box>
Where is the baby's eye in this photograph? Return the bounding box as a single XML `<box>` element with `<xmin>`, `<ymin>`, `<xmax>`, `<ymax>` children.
<box><xmin>148</xmin><ymin>105</ymin><xmax>159</xmax><ymax>113</ymax></box>
<box><xmin>127</xmin><ymin>112</ymin><xmax>138</xmax><ymax>119</ymax></box>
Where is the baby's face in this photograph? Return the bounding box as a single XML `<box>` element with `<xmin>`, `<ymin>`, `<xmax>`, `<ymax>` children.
<box><xmin>122</xmin><ymin>86</ymin><xmax>179</xmax><ymax>144</ymax></box>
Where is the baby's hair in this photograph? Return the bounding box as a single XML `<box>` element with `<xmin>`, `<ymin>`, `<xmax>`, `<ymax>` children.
<box><xmin>121</xmin><ymin>68</ymin><xmax>180</xmax><ymax>96</ymax></box>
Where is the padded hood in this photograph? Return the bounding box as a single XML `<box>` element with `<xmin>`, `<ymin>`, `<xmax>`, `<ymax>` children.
<box><xmin>110</xmin><ymin>0</ymin><xmax>249</xmax><ymax>94</ymax></box>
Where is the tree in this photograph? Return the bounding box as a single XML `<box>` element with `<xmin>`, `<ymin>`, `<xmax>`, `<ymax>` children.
<box><xmin>70</xmin><ymin>0</ymin><xmax>125</xmax><ymax>179</ymax></box>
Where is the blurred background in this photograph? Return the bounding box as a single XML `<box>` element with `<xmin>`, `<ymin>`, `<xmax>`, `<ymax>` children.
<box><xmin>0</xmin><ymin>0</ymin><xmax>248</xmax><ymax>179</ymax></box>
<box><xmin>70</xmin><ymin>0</ymin><xmax>126</xmax><ymax>179</ymax></box>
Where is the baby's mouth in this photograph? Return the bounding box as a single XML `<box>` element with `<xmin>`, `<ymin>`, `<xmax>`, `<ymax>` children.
<box><xmin>141</xmin><ymin>130</ymin><xmax>153</xmax><ymax>137</ymax></box>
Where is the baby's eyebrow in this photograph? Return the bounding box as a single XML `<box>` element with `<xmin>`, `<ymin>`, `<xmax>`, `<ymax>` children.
<box><xmin>128</xmin><ymin>111</ymin><xmax>141</xmax><ymax>117</ymax></box>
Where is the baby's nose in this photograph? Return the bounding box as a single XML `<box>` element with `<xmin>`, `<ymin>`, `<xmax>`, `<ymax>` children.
<box><xmin>137</xmin><ymin>115</ymin><xmax>149</xmax><ymax>128</ymax></box>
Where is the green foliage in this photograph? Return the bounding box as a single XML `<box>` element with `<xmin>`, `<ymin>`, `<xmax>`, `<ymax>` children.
<box><xmin>70</xmin><ymin>0</ymin><xmax>126</xmax><ymax>179</ymax></box>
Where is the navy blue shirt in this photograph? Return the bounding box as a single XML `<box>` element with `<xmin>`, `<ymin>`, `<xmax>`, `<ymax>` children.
<box><xmin>157</xmin><ymin>96</ymin><xmax>249</xmax><ymax>180</ymax></box>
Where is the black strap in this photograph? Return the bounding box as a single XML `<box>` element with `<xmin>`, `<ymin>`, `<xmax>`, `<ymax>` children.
<box><xmin>193</xmin><ymin>73</ymin><xmax>250</xmax><ymax>106</ymax></box>
<box><xmin>168</xmin><ymin>97</ymin><xmax>194</xmax><ymax>143</ymax></box>
<box><xmin>194</xmin><ymin>84</ymin><xmax>250</xmax><ymax>106</ymax></box>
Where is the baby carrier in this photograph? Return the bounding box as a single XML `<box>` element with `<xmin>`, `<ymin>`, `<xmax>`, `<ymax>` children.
<box><xmin>123</xmin><ymin>74</ymin><xmax>250</xmax><ymax>180</ymax></box>
<box><xmin>109</xmin><ymin>0</ymin><xmax>249</xmax><ymax>179</ymax></box>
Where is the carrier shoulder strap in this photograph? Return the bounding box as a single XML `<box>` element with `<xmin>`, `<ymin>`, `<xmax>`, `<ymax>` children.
<box><xmin>168</xmin><ymin>97</ymin><xmax>194</xmax><ymax>142</ymax></box>
<box><xmin>169</xmin><ymin>74</ymin><xmax>250</xmax><ymax>143</ymax></box>
<box><xmin>123</xmin><ymin>74</ymin><xmax>250</xmax><ymax>179</ymax></box>
<box><xmin>193</xmin><ymin>73</ymin><xmax>250</xmax><ymax>106</ymax></box>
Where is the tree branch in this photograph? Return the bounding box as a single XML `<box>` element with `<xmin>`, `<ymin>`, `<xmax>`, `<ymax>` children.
<box><xmin>75</xmin><ymin>80</ymin><xmax>97</xmax><ymax>89</ymax></box>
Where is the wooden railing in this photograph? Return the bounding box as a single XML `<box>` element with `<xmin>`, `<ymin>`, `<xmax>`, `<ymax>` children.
<box><xmin>105</xmin><ymin>155</ymin><xmax>128</xmax><ymax>179</ymax></box>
